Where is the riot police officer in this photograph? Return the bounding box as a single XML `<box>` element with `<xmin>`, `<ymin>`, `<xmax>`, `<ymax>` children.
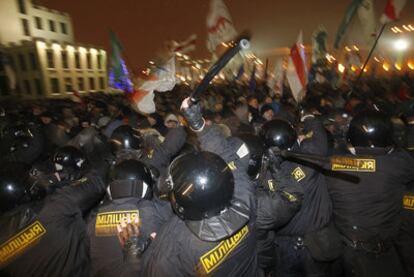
<box><xmin>0</xmin><ymin>162</ymin><xmax>106</xmax><ymax>276</ymax></box>
<box><xmin>122</xmin><ymin>98</ymin><xmax>257</xmax><ymax>276</ymax></box>
<box><xmin>260</xmin><ymin>115</ymin><xmax>334</xmax><ymax>276</ymax></box>
<box><xmin>328</xmin><ymin>111</ymin><xmax>414</xmax><ymax>277</ymax></box>
<box><xmin>87</xmin><ymin>159</ymin><xmax>171</xmax><ymax>276</ymax></box>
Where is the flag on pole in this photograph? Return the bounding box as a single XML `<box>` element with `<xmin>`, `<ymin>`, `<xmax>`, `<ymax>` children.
<box><xmin>130</xmin><ymin>58</ymin><xmax>176</xmax><ymax>114</ymax></box>
<box><xmin>311</xmin><ymin>25</ymin><xmax>328</xmax><ymax>64</ymax></box>
<box><xmin>357</xmin><ymin>0</ymin><xmax>377</xmax><ymax>46</ymax></box>
<box><xmin>173</xmin><ymin>34</ymin><xmax>197</xmax><ymax>54</ymax></box>
<box><xmin>334</xmin><ymin>0</ymin><xmax>363</xmax><ymax>49</ymax></box>
<box><xmin>381</xmin><ymin>0</ymin><xmax>406</xmax><ymax>23</ymax></box>
<box><xmin>206</xmin><ymin>0</ymin><xmax>237</xmax><ymax>52</ymax></box>
<box><xmin>267</xmin><ymin>59</ymin><xmax>284</xmax><ymax>96</ymax></box>
<box><xmin>108</xmin><ymin>31</ymin><xmax>134</xmax><ymax>93</ymax></box>
<box><xmin>287</xmin><ymin>31</ymin><xmax>308</xmax><ymax>102</ymax></box>
<box><xmin>1</xmin><ymin>53</ymin><xmax>16</xmax><ymax>90</ymax></box>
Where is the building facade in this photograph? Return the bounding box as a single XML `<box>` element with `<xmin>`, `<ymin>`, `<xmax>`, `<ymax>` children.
<box><xmin>0</xmin><ymin>0</ymin><xmax>107</xmax><ymax>99</ymax></box>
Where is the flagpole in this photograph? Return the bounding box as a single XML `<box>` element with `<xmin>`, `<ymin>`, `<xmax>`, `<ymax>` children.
<box><xmin>356</xmin><ymin>23</ymin><xmax>387</xmax><ymax>82</ymax></box>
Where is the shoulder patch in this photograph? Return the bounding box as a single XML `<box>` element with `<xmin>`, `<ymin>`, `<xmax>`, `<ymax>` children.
<box><xmin>95</xmin><ymin>210</ymin><xmax>139</xmax><ymax>236</ymax></box>
<box><xmin>0</xmin><ymin>221</ymin><xmax>46</xmax><ymax>266</ymax></box>
<box><xmin>292</xmin><ymin>167</ymin><xmax>306</xmax><ymax>182</ymax></box>
<box><xmin>403</xmin><ymin>195</ymin><xmax>414</xmax><ymax>211</ymax></box>
<box><xmin>236</xmin><ymin>143</ymin><xmax>249</xmax><ymax>159</ymax></box>
<box><xmin>199</xmin><ymin>225</ymin><xmax>249</xmax><ymax>274</ymax></box>
<box><xmin>331</xmin><ymin>158</ymin><xmax>376</xmax><ymax>172</ymax></box>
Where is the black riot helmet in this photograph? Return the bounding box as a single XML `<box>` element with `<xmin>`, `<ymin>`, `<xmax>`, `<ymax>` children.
<box><xmin>0</xmin><ymin>162</ymin><xmax>32</xmax><ymax>214</ymax></box>
<box><xmin>2</xmin><ymin>124</ymin><xmax>34</xmax><ymax>153</ymax></box>
<box><xmin>168</xmin><ymin>151</ymin><xmax>234</xmax><ymax>221</ymax></box>
<box><xmin>260</xmin><ymin>119</ymin><xmax>297</xmax><ymax>150</ymax></box>
<box><xmin>347</xmin><ymin>111</ymin><xmax>393</xmax><ymax>148</ymax></box>
<box><xmin>110</xmin><ymin>125</ymin><xmax>142</xmax><ymax>154</ymax></box>
<box><xmin>236</xmin><ymin>133</ymin><xmax>265</xmax><ymax>179</ymax></box>
<box><xmin>108</xmin><ymin>159</ymin><xmax>153</xmax><ymax>200</ymax></box>
<box><xmin>53</xmin><ymin>146</ymin><xmax>86</xmax><ymax>172</ymax></box>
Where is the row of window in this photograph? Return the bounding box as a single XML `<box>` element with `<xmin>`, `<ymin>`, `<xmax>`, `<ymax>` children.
<box><xmin>34</xmin><ymin>17</ymin><xmax>68</xmax><ymax>34</ymax></box>
<box><xmin>46</xmin><ymin>51</ymin><xmax>104</xmax><ymax>70</ymax></box>
<box><xmin>21</xmin><ymin>18</ymin><xmax>68</xmax><ymax>37</ymax></box>
<box><xmin>50</xmin><ymin>77</ymin><xmax>106</xmax><ymax>94</ymax></box>
<box><xmin>16</xmin><ymin>52</ymin><xmax>38</xmax><ymax>72</ymax></box>
<box><xmin>13</xmin><ymin>51</ymin><xmax>103</xmax><ymax>72</ymax></box>
<box><xmin>21</xmin><ymin>78</ymin><xmax>43</xmax><ymax>95</ymax></box>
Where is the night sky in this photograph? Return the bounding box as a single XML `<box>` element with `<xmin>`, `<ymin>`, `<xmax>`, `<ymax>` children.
<box><xmin>39</xmin><ymin>0</ymin><xmax>414</xmax><ymax>69</ymax></box>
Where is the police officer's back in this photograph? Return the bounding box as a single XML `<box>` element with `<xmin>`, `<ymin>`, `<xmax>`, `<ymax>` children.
<box><xmin>0</xmin><ymin>162</ymin><xmax>105</xmax><ymax>277</ymax></box>
<box><xmin>87</xmin><ymin>159</ymin><xmax>171</xmax><ymax>277</ymax></box>
<box><xmin>140</xmin><ymin>99</ymin><xmax>257</xmax><ymax>276</ymax></box>
<box><xmin>327</xmin><ymin>111</ymin><xmax>414</xmax><ymax>277</ymax></box>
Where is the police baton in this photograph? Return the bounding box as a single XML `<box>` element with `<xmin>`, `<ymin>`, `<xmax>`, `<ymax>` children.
<box><xmin>190</xmin><ymin>31</ymin><xmax>251</xmax><ymax>103</ymax></box>
<box><xmin>273</xmin><ymin>149</ymin><xmax>372</xmax><ymax>171</ymax></box>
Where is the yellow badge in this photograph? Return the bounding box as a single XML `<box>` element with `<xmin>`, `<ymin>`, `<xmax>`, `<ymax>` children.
<box><xmin>227</xmin><ymin>161</ymin><xmax>237</xmax><ymax>171</ymax></box>
<box><xmin>292</xmin><ymin>167</ymin><xmax>306</xmax><ymax>182</ymax></box>
<box><xmin>267</xmin><ymin>179</ymin><xmax>276</xmax><ymax>192</ymax></box>
<box><xmin>403</xmin><ymin>195</ymin><xmax>414</xmax><ymax>210</ymax></box>
<box><xmin>331</xmin><ymin>158</ymin><xmax>376</xmax><ymax>172</ymax></box>
<box><xmin>199</xmin><ymin>225</ymin><xmax>249</xmax><ymax>274</ymax></box>
<box><xmin>0</xmin><ymin>221</ymin><xmax>46</xmax><ymax>266</ymax></box>
<box><xmin>95</xmin><ymin>210</ymin><xmax>139</xmax><ymax>236</ymax></box>
<box><xmin>147</xmin><ymin>149</ymin><xmax>154</xmax><ymax>159</ymax></box>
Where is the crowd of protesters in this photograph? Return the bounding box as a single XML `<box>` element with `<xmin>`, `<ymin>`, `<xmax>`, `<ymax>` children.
<box><xmin>0</xmin><ymin>72</ymin><xmax>413</xmax><ymax>277</ymax></box>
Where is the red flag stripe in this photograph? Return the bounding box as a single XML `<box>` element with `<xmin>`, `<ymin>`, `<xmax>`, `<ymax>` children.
<box><xmin>290</xmin><ymin>44</ymin><xmax>306</xmax><ymax>87</ymax></box>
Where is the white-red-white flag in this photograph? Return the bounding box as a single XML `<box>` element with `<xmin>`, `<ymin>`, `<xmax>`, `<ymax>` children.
<box><xmin>381</xmin><ymin>0</ymin><xmax>406</xmax><ymax>23</ymax></box>
<box><xmin>130</xmin><ymin>58</ymin><xmax>176</xmax><ymax>114</ymax></box>
<box><xmin>173</xmin><ymin>34</ymin><xmax>197</xmax><ymax>54</ymax></box>
<box><xmin>206</xmin><ymin>0</ymin><xmax>237</xmax><ymax>52</ymax></box>
<box><xmin>286</xmin><ymin>31</ymin><xmax>307</xmax><ymax>102</ymax></box>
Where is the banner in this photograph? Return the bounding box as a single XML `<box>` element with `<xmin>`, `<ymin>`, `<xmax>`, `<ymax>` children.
<box><xmin>131</xmin><ymin>58</ymin><xmax>176</xmax><ymax>114</ymax></box>
<box><xmin>206</xmin><ymin>0</ymin><xmax>237</xmax><ymax>52</ymax></box>
<box><xmin>287</xmin><ymin>31</ymin><xmax>307</xmax><ymax>102</ymax></box>
<box><xmin>311</xmin><ymin>25</ymin><xmax>328</xmax><ymax>64</ymax></box>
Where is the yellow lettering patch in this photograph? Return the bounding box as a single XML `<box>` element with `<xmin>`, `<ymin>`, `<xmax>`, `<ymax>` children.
<box><xmin>292</xmin><ymin>167</ymin><xmax>306</xmax><ymax>182</ymax></box>
<box><xmin>331</xmin><ymin>158</ymin><xmax>376</xmax><ymax>172</ymax></box>
<box><xmin>199</xmin><ymin>225</ymin><xmax>249</xmax><ymax>274</ymax></box>
<box><xmin>403</xmin><ymin>195</ymin><xmax>414</xmax><ymax>210</ymax></box>
<box><xmin>95</xmin><ymin>210</ymin><xmax>139</xmax><ymax>237</ymax></box>
<box><xmin>0</xmin><ymin>221</ymin><xmax>46</xmax><ymax>266</ymax></box>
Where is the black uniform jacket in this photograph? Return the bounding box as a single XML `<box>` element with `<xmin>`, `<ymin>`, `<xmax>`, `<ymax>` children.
<box><xmin>142</xmin><ymin>125</ymin><xmax>258</xmax><ymax>276</ymax></box>
<box><xmin>87</xmin><ymin>197</ymin><xmax>172</xmax><ymax>277</ymax></box>
<box><xmin>0</xmin><ymin>174</ymin><xmax>105</xmax><ymax>277</ymax></box>
<box><xmin>328</xmin><ymin>147</ymin><xmax>414</xmax><ymax>242</ymax></box>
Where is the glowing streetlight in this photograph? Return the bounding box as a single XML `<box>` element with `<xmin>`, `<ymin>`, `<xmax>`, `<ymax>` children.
<box><xmin>394</xmin><ymin>39</ymin><xmax>409</xmax><ymax>51</ymax></box>
<box><xmin>338</xmin><ymin>63</ymin><xmax>345</xmax><ymax>73</ymax></box>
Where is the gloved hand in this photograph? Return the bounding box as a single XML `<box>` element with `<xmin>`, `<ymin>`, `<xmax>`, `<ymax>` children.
<box><xmin>117</xmin><ymin>214</ymin><xmax>156</xmax><ymax>262</ymax></box>
<box><xmin>180</xmin><ymin>97</ymin><xmax>205</xmax><ymax>131</ymax></box>
<box><xmin>266</xmin><ymin>147</ymin><xmax>284</xmax><ymax>171</ymax></box>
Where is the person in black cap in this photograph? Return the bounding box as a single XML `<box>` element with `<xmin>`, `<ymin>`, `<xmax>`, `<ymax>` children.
<box><xmin>328</xmin><ymin>110</ymin><xmax>414</xmax><ymax>277</ymax></box>
<box><xmin>0</xmin><ymin>161</ymin><xmax>105</xmax><ymax>277</ymax></box>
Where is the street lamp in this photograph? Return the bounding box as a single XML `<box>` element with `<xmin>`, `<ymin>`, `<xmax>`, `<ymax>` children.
<box><xmin>394</xmin><ymin>39</ymin><xmax>409</xmax><ymax>51</ymax></box>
